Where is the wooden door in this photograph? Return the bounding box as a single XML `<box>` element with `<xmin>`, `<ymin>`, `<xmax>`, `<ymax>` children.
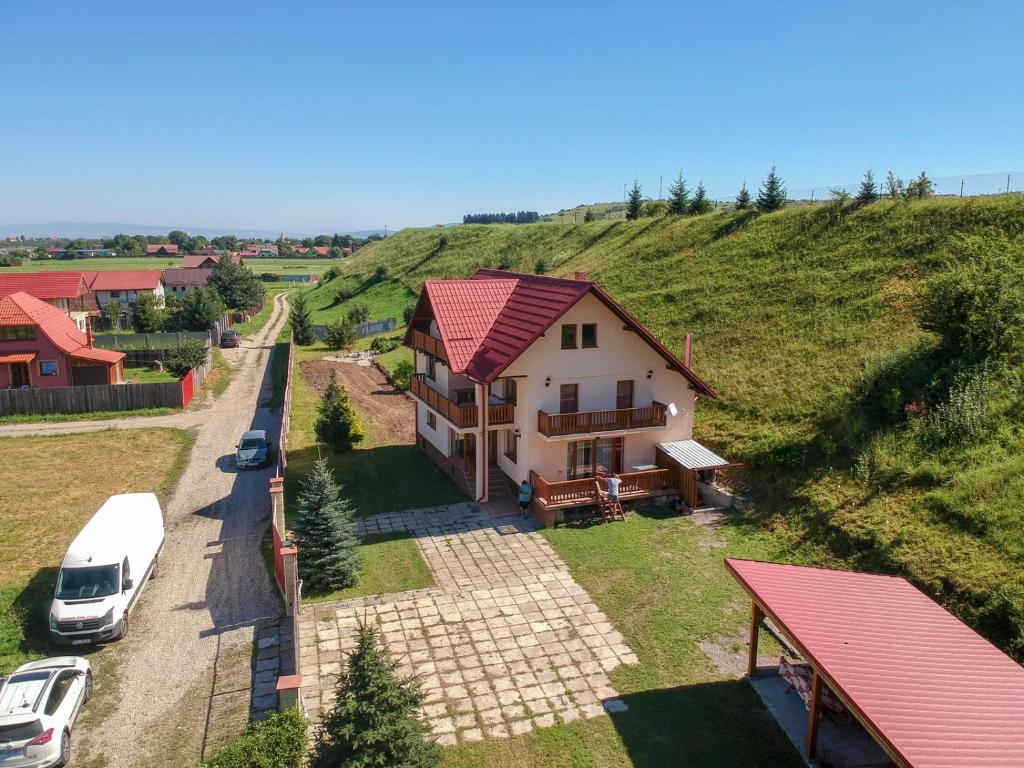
<box><xmin>559</xmin><ymin>383</ymin><xmax>579</xmax><ymax>414</ymax></box>
<box><xmin>616</xmin><ymin>380</ymin><xmax>634</xmax><ymax>409</ymax></box>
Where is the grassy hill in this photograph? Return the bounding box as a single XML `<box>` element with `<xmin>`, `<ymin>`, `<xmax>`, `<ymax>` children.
<box><xmin>309</xmin><ymin>195</ymin><xmax>1024</xmax><ymax>657</ymax></box>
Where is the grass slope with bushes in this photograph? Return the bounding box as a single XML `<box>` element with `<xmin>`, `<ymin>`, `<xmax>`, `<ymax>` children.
<box><xmin>327</xmin><ymin>195</ymin><xmax>1024</xmax><ymax>656</ymax></box>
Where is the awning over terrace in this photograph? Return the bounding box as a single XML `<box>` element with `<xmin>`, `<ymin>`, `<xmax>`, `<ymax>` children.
<box><xmin>725</xmin><ymin>558</ymin><xmax>1024</xmax><ymax>768</ymax></box>
<box><xmin>0</xmin><ymin>352</ymin><xmax>36</xmax><ymax>364</ymax></box>
<box><xmin>656</xmin><ymin>439</ymin><xmax>738</xmax><ymax>471</ymax></box>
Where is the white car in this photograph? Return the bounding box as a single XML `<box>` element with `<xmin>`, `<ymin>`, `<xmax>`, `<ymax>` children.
<box><xmin>0</xmin><ymin>657</ymin><xmax>92</xmax><ymax>767</ymax></box>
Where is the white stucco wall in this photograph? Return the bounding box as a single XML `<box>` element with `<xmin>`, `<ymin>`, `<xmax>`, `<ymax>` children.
<box><xmin>499</xmin><ymin>292</ymin><xmax>697</xmax><ymax>482</ymax></box>
<box><xmin>416</xmin><ymin>401</ymin><xmax>449</xmax><ymax>456</ymax></box>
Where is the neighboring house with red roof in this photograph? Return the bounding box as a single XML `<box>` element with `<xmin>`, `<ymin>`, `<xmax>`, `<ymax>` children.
<box><xmin>162</xmin><ymin>268</ymin><xmax>212</xmax><ymax>299</ymax></box>
<box><xmin>0</xmin><ymin>272</ymin><xmax>92</xmax><ymax>331</ymax></box>
<box><xmin>146</xmin><ymin>243</ymin><xmax>179</xmax><ymax>256</ymax></box>
<box><xmin>403</xmin><ymin>269</ymin><xmax>725</xmax><ymax>522</ymax></box>
<box><xmin>85</xmin><ymin>270</ymin><xmax>166</xmax><ymax>316</ymax></box>
<box><xmin>0</xmin><ymin>292</ymin><xmax>124</xmax><ymax>388</ymax></box>
<box><xmin>295</xmin><ymin>246</ymin><xmax>329</xmax><ymax>257</ymax></box>
<box><xmin>181</xmin><ymin>252</ymin><xmax>245</xmax><ymax>269</ymax></box>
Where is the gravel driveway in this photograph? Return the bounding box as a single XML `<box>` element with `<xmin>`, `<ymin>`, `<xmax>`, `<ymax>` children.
<box><xmin>77</xmin><ymin>292</ymin><xmax>290</xmax><ymax>766</ymax></box>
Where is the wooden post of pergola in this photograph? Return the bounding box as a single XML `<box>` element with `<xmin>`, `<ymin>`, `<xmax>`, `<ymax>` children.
<box><xmin>807</xmin><ymin>669</ymin><xmax>823</xmax><ymax>758</ymax></box>
<box><xmin>746</xmin><ymin>601</ymin><xmax>764</xmax><ymax>677</ymax></box>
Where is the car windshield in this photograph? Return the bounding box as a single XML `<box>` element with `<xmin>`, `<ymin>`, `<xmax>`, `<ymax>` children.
<box><xmin>239</xmin><ymin>438</ymin><xmax>265</xmax><ymax>450</ymax></box>
<box><xmin>56</xmin><ymin>565</ymin><xmax>119</xmax><ymax>600</ymax></box>
<box><xmin>0</xmin><ymin>719</ymin><xmax>42</xmax><ymax>743</ymax></box>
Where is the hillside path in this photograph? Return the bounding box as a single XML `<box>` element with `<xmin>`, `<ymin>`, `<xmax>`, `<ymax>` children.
<box><xmin>75</xmin><ymin>291</ymin><xmax>290</xmax><ymax>766</ymax></box>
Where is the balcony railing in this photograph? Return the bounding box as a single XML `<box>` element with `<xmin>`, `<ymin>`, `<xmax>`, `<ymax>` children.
<box><xmin>410</xmin><ymin>374</ymin><xmax>514</xmax><ymax>428</ymax></box>
<box><xmin>537</xmin><ymin>401</ymin><xmax>667</xmax><ymax>437</ymax></box>
<box><xmin>529</xmin><ymin>467</ymin><xmax>676</xmax><ymax>509</ymax></box>
<box><xmin>407</xmin><ymin>329</ymin><xmax>448</xmax><ymax>363</ymax></box>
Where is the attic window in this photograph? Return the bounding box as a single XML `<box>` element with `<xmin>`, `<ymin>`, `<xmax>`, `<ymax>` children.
<box><xmin>581</xmin><ymin>323</ymin><xmax>597</xmax><ymax>348</ymax></box>
<box><xmin>560</xmin><ymin>324</ymin><xmax>577</xmax><ymax>349</ymax></box>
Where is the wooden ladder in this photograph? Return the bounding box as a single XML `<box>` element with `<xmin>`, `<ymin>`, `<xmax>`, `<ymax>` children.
<box><xmin>597</xmin><ymin>486</ymin><xmax>625</xmax><ymax>522</ymax></box>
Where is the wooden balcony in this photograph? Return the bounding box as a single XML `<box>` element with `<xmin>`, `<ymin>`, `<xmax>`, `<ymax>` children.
<box><xmin>407</xmin><ymin>328</ymin><xmax>448</xmax><ymax>363</ymax></box>
<box><xmin>537</xmin><ymin>401</ymin><xmax>667</xmax><ymax>438</ymax></box>
<box><xmin>529</xmin><ymin>467</ymin><xmax>677</xmax><ymax>511</ymax></box>
<box><xmin>410</xmin><ymin>374</ymin><xmax>514</xmax><ymax>428</ymax></box>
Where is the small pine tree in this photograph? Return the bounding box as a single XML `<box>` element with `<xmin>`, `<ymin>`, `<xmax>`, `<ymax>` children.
<box><xmin>534</xmin><ymin>257</ymin><xmax>547</xmax><ymax>274</ymax></box>
<box><xmin>289</xmin><ymin>291</ymin><xmax>315</xmax><ymax>345</ymax></box>
<box><xmin>735</xmin><ymin>182</ymin><xmax>752</xmax><ymax>210</ymax></box>
<box><xmin>667</xmin><ymin>171</ymin><xmax>689</xmax><ymax>215</ymax></box>
<box><xmin>755</xmin><ymin>166</ymin><xmax>787</xmax><ymax>213</ymax></box>
<box><xmin>583</xmin><ymin>208</ymin><xmax>596</xmax><ymax>222</ymax></box>
<box><xmin>689</xmin><ymin>183</ymin><xmax>713</xmax><ymax>215</ymax></box>
<box><xmin>625</xmin><ymin>179</ymin><xmax>643</xmax><ymax>220</ymax></box>
<box><xmin>316</xmin><ymin>369</ymin><xmax>365</xmax><ymax>453</ymax></box>
<box><xmin>310</xmin><ymin>622</ymin><xmax>440</xmax><ymax>768</ymax></box>
<box><xmin>294</xmin><ymin>459</ymin><xmax>362</xmax><ymax>593</ymax></box>
<box><xmin>855</xmin><ymin>170</ymin><xmax>879</xmax><ymax>205</ymax></box>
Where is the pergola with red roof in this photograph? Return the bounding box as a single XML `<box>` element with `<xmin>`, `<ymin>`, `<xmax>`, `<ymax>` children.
<box><xmin>726</xmin><ymin>558</ymin><xmax>1024</xmax><ymax>767</ymax></box>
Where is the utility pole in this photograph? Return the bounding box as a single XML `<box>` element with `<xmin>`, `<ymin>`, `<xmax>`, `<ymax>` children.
<box><xmin>1008</xmin><ymin>174</ymin><xmax>1012</xmax><ymax>194</ymax></box>
<box><xmin>659</xmin><ymin>175</ymin><xmax>663</xmax><ymax>200</ymax></box>
<box><xmin>960</xmin><ymin>178</ymin><xmax>964</xmax><ymax>198</ymax></box>
<box><xmin>384</xmin><ymin>224</ymin><xmax>388</xmax><ymax>238</ymax></box>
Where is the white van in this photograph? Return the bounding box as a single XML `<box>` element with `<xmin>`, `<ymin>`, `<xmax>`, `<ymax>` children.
<box><xmin>48</xmin><ymin>493</ymin><xmax>164</xmax><ymax>645</ymax></box>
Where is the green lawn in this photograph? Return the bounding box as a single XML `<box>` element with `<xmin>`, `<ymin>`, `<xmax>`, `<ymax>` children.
<box><xmin>124</xmin><ymin>367</ymin><xmax>179</xmax><ymax>384</ymax></box>
<box><xmin>300</xmin><ymin>273</ymin><xmax>417</xmax><ymax>326</ymax></box>
<box><xmin>0</xmin><ymin>429</ymin><xmax>193</xmax><ymax>673</ymax></box>
<box><xmin>441</xmin><ymin>510</ymin><xmax>801</xmax><ymax>768</ymax></box>
<box><xmin>302</xmin><ymin>532</ymin><xmax>433</xmax><ymax>604</ymax></box>
<box><xmin>0</xmin><ymin>407</ymin><xmax>176</xmax><ymax>425</ymax></box>
<box><xmin>284</xmin><ymin>341</ymin><xmax>464</xmax><ymax>518</ymax></box>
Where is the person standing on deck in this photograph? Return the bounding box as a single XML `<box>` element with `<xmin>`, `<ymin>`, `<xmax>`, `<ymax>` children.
<box><xmin>605</xmin><ymin>473</ymin><xmax>621</xmax><ymax>503</ymax></box>
<box><xmin>518</xmin><ymin>479</ymin><xmax>533</xmax><ymax>517</ymax></box>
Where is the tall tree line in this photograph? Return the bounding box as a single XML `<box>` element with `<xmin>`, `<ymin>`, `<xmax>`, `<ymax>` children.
<box><xmin>463</xmin><ymin>211</ymin><xmax>540</xmax><ymax>224</ymax></box>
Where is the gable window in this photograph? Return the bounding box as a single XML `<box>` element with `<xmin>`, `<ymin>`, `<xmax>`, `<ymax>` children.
<box><xmin>616</xmin><ymin>380</ymin><xmax>634</xmax><ymax>409</ymax></box>
<box><xmin>581</xmin><ymin>323</ymin><xmax>598</xmax><ymax>348</ymax></box>
<box><xmin>426</xmin><ymin>411</ymin><xmax>437</xmax><ymax>430</ymax></box>
<box><xmin>560</xmin><ymin>324</ymin><xmax>577</xmax><ymax>349</ymax></box>
<box><xmin>0</xmin><ymin>325</ymin><xmax>37</xmax><ymax>341</ymax></box>
<box><xmin>39</xmin><ymin>360</ymin><xmax>59</xmax><ymax>377</ymax></box>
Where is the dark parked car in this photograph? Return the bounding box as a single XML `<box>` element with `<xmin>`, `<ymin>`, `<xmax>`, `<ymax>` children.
<box><xmin>235</xmin><ymin>429</ymin><xmax>273</xmax><ymax>469</ymax></box>
<box><xmin>220</xmin><ymin>330</ymin><xmax>241</xmax><ymax>348</ymax></box>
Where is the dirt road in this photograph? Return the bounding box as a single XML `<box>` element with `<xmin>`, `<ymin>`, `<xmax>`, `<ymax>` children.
<box><xmin>77</xmin><ymin>291</ymin><xmax>290</xmax><ymax>766</ymax></box>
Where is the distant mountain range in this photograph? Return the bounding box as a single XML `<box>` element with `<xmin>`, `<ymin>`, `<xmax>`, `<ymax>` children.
<box><xmin>0</xmin><ymin>221</ymin><xmax>393</xmax><ymax>240</ymax></box>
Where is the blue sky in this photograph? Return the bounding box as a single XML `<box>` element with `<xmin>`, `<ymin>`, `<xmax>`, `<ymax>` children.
<box><xmin>1</xmin><ymin>0</ymin><xmax>1021</xmax><ymax>232</ymax></box>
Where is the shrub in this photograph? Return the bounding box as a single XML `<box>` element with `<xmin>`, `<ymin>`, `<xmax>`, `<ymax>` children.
<box><xmin>917</xmin><ymin>233</ymin><xmax>1024</xmax><ymax>360</ymax></box>
<box><xmin>260</xmin><ymin>272</ymin><xmax>277</xmax><ymax>282</ymax></box>
<box><xmin>346</xmin><ymin>304</ymin><xmax>370</xmax><ymax>325</ymax></box>
<box><xmin>373</xmin><ymin>264</ymin><xmax>388</xmax><ymax>280</ymax></box>
<box><xmin>534</xmin><ymin>258</ymin><xmax>547</xmax><ymax>275</ymax></box>
<box><xmin>322</xmin><ymin>265</ymin><xmax>342</xmax><ymax>282</ymax></box>
<box><xmin>437</xmin><ymin>234</ymin><xmax>449</xmax><ymax>250</ymax></box>
<box><xmin>334</xmin><ymin>286</ymin><xmax>354</xmax><ymax>305</ymax></box>
<box><xmin>199</xmin><ymin>708</ymin><xmax>307</xmax><ymax>768</ymax></box>
<box><xmin>324</xmin><ymin>320</ymin><xmax>356</xmax><ymax>350</ymax></box>
<box><xmin>497</xmin><ymin>253</ymin><xmax>513</xmax><ymax>270</ymax></box>
<box><xmin>132</xmin><ymin>292</ymin><xmax>165</xmax><ymax>333</ymax></box>
<box><xmin>402</xmin><ymin>304</ymin><xmax>415</xmax><ymax>324</ymax></box>
<box><xmin>370</xmin><ymin>336</ymin><xmax>398</xmax><ymax>354</ymax></box>
<box><xmin>391</xmin><ymin>359</ymin><xmax>413</xmax><ymax>390</ymax></box>
<box><xmin>165</xmin><ymin>339</ymin><xmax>208</xmax><ymax>378</ymax></box>
<box><xmin>293</xmin><ymin>458</ymin><xmax>362</xmax><ymax>593</ymax></box>
<box><xmin>310</xmin><ymin>622</ymin><xmax>440</xmax><ymax>768</ymax></box>
<box><xmin>918</xmin><ymin>369</ymin><xmax>992</xmax><ymax>449</ymax></box>
<box><xmin>315</xmin><ymin>369</ymin><xmax>364</xmax><ymax>452</ymax></box>
<box><xmin>289</xmin><ymin>292</ymin><xmax>315</xmax><ymax>345</ymax></box>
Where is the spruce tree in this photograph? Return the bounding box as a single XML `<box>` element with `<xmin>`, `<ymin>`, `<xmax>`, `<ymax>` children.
<box><xmin>289</xmin><ymin>291</ymin><xmax>315</xmax><ymax>345</ymax></box>
<box><xmin>315</xmin><ymin>369</ymin><xmax>365</xmax><ymax>452</ymax></box>
<box><xmin>294</xmin><ymin>459</ymin><xmax>362</xmax><ymax>593</ymax></box>
<box><xmin>689</xmin><ymin>182</ymin><xmax>713</xmax><ymax>215</ymax></box>
<box><xmin>625</xmin><ymin>179</ymin><xmax>643</xmax><ymax>221</ymax></box>
<box><xmin>755</xmin><ymin>165</ymin><xmax>787</xmax><ymax>213</ymax></box>
<box><xmin>310</xmin><ymin>622</ymin><xmax>440</xmax><ymax>768</ymax></box>
<box><xmin>667</xmin><ymin>171</ymin><xmax>689</xmax><ymax>215</ymax></box>
<box><xmin>855</xmin><ymin>170</ymin><xmax>879</xmax><ymax>205</ymax></box>
<box><xmin>735</xmin><ymin>182</ymin><xmax>752</xmax><ymax>210</ymax></box>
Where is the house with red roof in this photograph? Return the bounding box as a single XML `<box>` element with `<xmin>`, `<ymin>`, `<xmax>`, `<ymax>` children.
<box><xmin>161</xmin><ymin>268</ymin><xmax>212</xmax><ymax>299</ymax></box>
<box><xmin>84</xmin><ymin>270</ymin><xmax>166</xmax><ymax>317</ymax></box>
<box><xmin>403</xmin><ymin>269</ymin><xmax>729</xmax><ymax>523</ymax></box>
<box><xmin>295</xmin><ymin>246</ymin><xmax>329</xmax><ymax>257</ymax></box>
<box><xmin>0</xmin><ymin>292</ymin><xmax>124</xmax><ymax>388</ymax></box>
<box><xmin>146</xmin><ymin>243</ymin><xmax>179</xmax><ymax>256</ymax></box>
<box><xmin>0</xmin><ymin>272</ymin><xmax>92</xmax><ymax>332</ymax></box>
<box><xmin>181</xmin><ymin>253</ymin><xmax>245</xmax><ymax>269</ymax></box>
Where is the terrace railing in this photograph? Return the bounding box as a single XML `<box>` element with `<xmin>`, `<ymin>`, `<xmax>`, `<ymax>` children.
<box><xmin>537</xmin><ymin>401</ymin><xmax>667</xmax><ymax>437</ymax></box>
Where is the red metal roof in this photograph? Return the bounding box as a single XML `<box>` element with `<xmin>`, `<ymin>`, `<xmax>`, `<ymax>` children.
<box><xmin>0</xmin><ymin>292</ymin><xmax>125</xmax><ymax>365</ymax></box>
<box><xmin>87</xmin><ymin>270</ymin><xmax>164</xmax><ymax>291</ymax></box>
<box><xmin>162</xmin><ymin>268</ymin><xmax>212</xmax><ymax>288</ymax></box>
<box><xmin>407</xmin><ymin>269</ymin><xmax>716</xmax><ymax>396</ymax></box>
<box><xmin>725</xmin><ymin>558</ymin><xmax>1024</xmax><ymax>768</ymax></box>
<box><xmin>146</xmin><ymin>243</ymin><xmax>179</xmax><ymax>254</ymax></box>
<box><xmin>0</xmin><ymin>272</ymin><xmax>89</xmax><ymax>299</ymax></box>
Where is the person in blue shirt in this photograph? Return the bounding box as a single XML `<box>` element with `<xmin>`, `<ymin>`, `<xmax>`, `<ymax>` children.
<box><xmin>518</xmin><ymin>479</ymin><xmax>533</xmax><ymax>517</ymax></box>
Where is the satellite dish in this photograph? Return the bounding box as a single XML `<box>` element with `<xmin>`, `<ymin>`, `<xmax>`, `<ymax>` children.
<box><xmin>666</xmin><ymin>402</ymin><xmax>678</xmax><ymax>417</ymax></box>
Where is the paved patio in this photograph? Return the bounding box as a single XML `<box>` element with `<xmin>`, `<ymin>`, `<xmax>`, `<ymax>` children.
<box><xmin>299</xmin><ymin>502</ymin><xmax>638</xmax><ymax>745</ymax></box>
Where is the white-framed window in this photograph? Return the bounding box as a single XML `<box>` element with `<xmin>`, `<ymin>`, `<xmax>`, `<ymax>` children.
<box><xmin>39</xmin><ymin>360</ymin><xmax>59</xmax><ymax>377</ymax></box>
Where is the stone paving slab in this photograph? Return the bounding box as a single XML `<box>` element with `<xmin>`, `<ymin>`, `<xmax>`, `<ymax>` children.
<box><xmin>300</xmin><ymin>503</ymin><xmax>638</xmax><ymax>745</ymax></box>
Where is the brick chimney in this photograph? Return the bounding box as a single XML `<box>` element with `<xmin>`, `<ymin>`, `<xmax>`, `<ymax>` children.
<box><xmin>574</xmin><ymin>271</ymin><xmax>588</xmax><ymax>281</ymax></box>
<box><xmin>684</xmin><ymin>332</ymin><xmax>693</xmax><ymax>368</ymax></box>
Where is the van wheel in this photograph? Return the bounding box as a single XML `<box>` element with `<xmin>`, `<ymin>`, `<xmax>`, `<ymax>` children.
<box><xmin>56</xmin><ymin>730</ymin><xmax>71</xmax><ymax>766</ymax></box>
<box><xmin>117</xmin><ymin>613</ymin><xmax>129</xmax><ymax>640</ymax></box>
<box><xmin>150</xmin><ymin>557</ymin><xmax>159</xmax><ymax>579</ymax></box>
<box><xmin>84</xmin><ymin>671</ymin><xmax>93</xmax><ymax>703</ymax></box>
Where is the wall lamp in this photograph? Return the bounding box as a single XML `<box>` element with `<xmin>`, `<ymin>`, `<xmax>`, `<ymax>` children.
<box><xmin>646</xmin><ymin>369</ymin><xmax>653</xmax><ymax>379</ymax></box>
<box><xmin>545</xmin><ymin>377</ymin><xmax>551</xmax><ymax>387</ymax></box>
<box><xmin>513</xmin><ymin>428</ymin><xmax>521</xmax><ymax>437</ymax></box>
